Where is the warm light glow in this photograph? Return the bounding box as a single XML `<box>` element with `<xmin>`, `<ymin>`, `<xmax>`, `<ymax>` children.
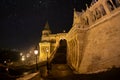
<box><xmin>4</xmin><ymin>61</ymin><xmax>6</xmax><ymax>63</ymax></box>
<box><xmin>46</xmin><ymin>48</ymin><xmax>49</xmax><ymax>53</ymax></box>
<box><xmin>21</xmin><ymin>56</ymin><xmax>25</xmax><ymax>61</ymax></box>
<box><xmin>20</xmin><ymin>53</ymin><xmax>23</xmax><ymax>56</ymax></box>
<box><xmin>34</xmin><ymin>50</ymin><xmax>38</xmax><ymax>55</ymax></box>
<box><xmin>26</xmin><ymin>53</ymin><xmax>30</xmax><ymax>58</ymax></box>
<box><xmin>46</xmin><ymin>49</ymin><xmax>48</xmax><ymax>52</ymax></box>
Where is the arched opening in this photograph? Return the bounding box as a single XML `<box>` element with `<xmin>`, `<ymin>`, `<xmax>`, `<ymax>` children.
<box><xmin>107</xmin><ymin>0</ymin><xmax>115</xmax><ymax>11</ymax></box>
<box><xmin>51</xmin><ymin>39</ymin><xmax>67</xmax><ymax>64</ymax></box>
<box><xmin>86</xmin><ymin>16</ymin><xmax>89</xmax><ymax>25</ymax></box>
<box><xmin>112</xmin><ymin>0</ymin><xmax>120</xmax><ymax>8</ymax></box>
<box><xmin>84</xmin><ymin>16</ymin><xmax>89</xmax><ymax>25</ymax></box>
<box><xmin>95</xmin><ymin>8</ymin><xmax>102</xmax><ymax>19</ymax></box>
<box><xmin>100</xmin><ymin>4</ymin><xmax>106</xmax><ymax>16</ymax></box>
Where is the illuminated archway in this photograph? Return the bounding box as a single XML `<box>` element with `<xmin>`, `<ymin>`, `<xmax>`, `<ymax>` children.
<box><xmin>52</xmin><ymin>39</ymin><xmax>67</xmax><ymax>64</ymax></box>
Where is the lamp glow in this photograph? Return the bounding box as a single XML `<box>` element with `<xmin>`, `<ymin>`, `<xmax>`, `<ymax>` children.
<box><xmin>34</xmin><ymin>50</ymin><xmax>38</xmax><ymax>55</ymax></box>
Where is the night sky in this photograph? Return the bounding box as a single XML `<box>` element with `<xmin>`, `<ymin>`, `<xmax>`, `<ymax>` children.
<box><xmin>0</xmin><ymin>0</ymin><xmax>92</xmax><ymax>51</ymax></box>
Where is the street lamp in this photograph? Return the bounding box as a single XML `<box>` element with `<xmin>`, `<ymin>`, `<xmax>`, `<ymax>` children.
<box><xmin>34</xmin><ymin>48</ymin><xmax>38</xmax><ymax>71</ymax></box>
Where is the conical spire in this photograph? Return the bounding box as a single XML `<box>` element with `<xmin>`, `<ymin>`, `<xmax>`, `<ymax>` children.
<box><xmin>42</xmin><ymin>21</ymin><xmax>51</xmax><ymax>35</ymax></box>
<box><xmin>44</xmin><ymin>21</ymin><xmax>50</xmax><ymax>30</ymax></box>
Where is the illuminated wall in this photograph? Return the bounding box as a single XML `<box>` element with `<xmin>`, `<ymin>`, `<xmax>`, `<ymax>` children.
<box><xmin>39</xmin><ymin>42</ymin><xmax>50</xmax><ymax>62</ymax></box>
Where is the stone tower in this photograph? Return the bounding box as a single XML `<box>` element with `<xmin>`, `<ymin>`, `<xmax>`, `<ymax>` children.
<box><xmin>41</xmin><ymin>21</ymin><xmax>51</xmax><ymax>42</ymax></box>
<box><xmin>39</xmin><ymin>21</ymin><xmax>51</xmax><ymax>62</ymax></box>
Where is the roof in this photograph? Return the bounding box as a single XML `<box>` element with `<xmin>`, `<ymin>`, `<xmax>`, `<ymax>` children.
<box><xmin>44</xmin><ymin>21</ymin><xmax>50</xmax><ymax>30</ymax></box>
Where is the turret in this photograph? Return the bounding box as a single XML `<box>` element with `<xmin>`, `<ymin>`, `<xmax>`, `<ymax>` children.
<box><xmin>42</xmin><ymin>21</ymin><xmax>51</xmax><ymax>36</ymax></box>
<box><xmin>41</xmin><ymin>21</ymin><xmax>51</xmax><ymax>42</ymax></box>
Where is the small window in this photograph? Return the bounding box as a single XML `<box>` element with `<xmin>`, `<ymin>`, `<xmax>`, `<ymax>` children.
<box><xmin>92</xmin><ymin>11</ymin><xmax>97</xmax><ymax>21</ymax></box>
<box><xmin>85</xmin><ymin>17</ymin><xmax>89</xmax><ymax>25</ymax></box>
<box><xmin>112</xmin><ymin>0</ymin><xmax>120</xmax><ymax>8</ymax></box>
<box><xmin>100</xmin><ymin>4</ymin><xmax>106</xmax><ymax>16</ymax></box>
<box><xmin>95</xmin><ymin>8</ymin><xmax>101</xmax><ymax>19</ymax></box>
<box><xmin>107</xmin><ymin>1</ymin><xmax>114</xmax><ymax>11</ymax></box>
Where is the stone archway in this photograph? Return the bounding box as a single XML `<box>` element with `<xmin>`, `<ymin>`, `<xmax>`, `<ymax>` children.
<box><xmin>52</xmin><ymin>39</ymin><xmax>67</xmax><ymax>64</ymax></box>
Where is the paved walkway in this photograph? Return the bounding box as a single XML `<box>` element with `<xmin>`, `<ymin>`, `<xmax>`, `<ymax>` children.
<box><xmin>40</xmin><ymin>64</ymin><xmax>120</xmax><ymax>80</ymax></box>
<box><xmin>16</xmin><ymin>64</ymin><xmax>120</xmax><ymax>80</ymax></box>
<box><xmin>40</xmin><ymin>64</ymin><xmax>76</xmax><ymax>80</ymax></box>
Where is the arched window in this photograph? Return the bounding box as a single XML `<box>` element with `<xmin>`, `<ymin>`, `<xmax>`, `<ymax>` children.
<box><xmin>112</xmin><ymin>0</ymin><xmax>120</xmax><ymax>8</ymax></box>
<box><xmin>107</xmin><ymin>0</ymin><xmax>114</xmax><ymax>11</ymax></box>
<box><xmin>85</xmin><ymin>17</ymin><xmax>89</xmax><ymax>25</ymax></box>
<box><xmin>100</xmin><ymin>4</ymin><xmax>106</xmax><ymax>16</ymax></box>
<box><xmin>82</xmin><ymin>18</ymin><xmax>86</xmax><ymax>25</ymax></box>
<box><xmin>91</xmin><ymin>11</ymin><xmax>96</xmax><ymax>22</ymax></box>
<box><xmin>95</xmin><ymin>8</ymin><xmax>101</xmax><ymax>19</ymax></box>
<box><xmin>92</xmin><ymin>11</ymin><xmax>97</xmax><ymax>21</ymax></box>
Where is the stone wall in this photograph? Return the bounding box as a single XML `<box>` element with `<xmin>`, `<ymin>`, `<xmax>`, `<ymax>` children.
<box><xmin>78</xmin><ymin>10</ymin><xmax>120</xmax><ymax>73</ymax></box>
<box><xmin>66</xmin><ymin>0</ymin><xmax>120</xmax><ymax>74</ymax></box>
<box><xmin>39</xmin><ymin>0</ymin><xmax>120</xmax><ymax>74</ymax></box>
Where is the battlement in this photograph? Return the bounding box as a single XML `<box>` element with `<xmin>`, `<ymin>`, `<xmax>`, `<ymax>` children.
<box><xmin>73</xmin><ymin>0</ymin><xmax>120</xmax><ymax>29</ymax></box>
